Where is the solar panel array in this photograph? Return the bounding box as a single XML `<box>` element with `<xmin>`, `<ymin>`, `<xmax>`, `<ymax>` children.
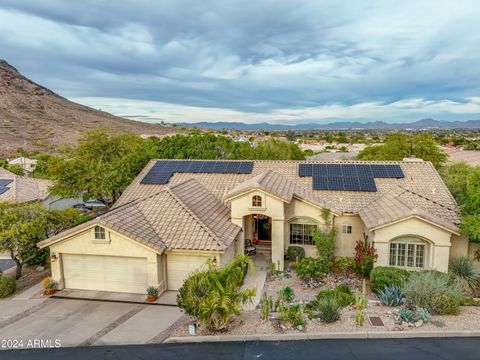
<box><xmin>0</xmin><ymin>179</ymin><xmax>13</xmax><ymax>195</ymax></box>
<box><xmin>141</xmin><ymin>160</ymin><xmax>255</xmax><ymax>184</ymax></box>
<box><xmin>299</xmin><ymin>164</ymin><xmax>404</xmax><ymax>192</ymax></box>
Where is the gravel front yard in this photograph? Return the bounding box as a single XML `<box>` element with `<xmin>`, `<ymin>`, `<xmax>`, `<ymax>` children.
<box><xmin>169</xmin><ymin>270</ymin><xmax>480</xmax><ymax>337</ymax></box>
<box><xmin>170</xmin><ymin>306</ymin><xmax>480</xmax><ymax>337</ymax></box>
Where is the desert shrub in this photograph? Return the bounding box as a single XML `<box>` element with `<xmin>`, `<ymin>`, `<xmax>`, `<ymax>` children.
<box><xmin>278</xmin><ymin>286</ymin><xmax>295</xmax><ymax>303</ymax></box>
<box><xmin>280</xmin><ymin>304</ymin><xmax>306</xmax><ymax>328</ymax></box>
<box><xmin>316</xmin><ymin>298</ymin><xmax>341</xmax><ymax>323</ymax></box>
<box><xmin>353</xmin><ymin>237</ymin><xmax>377</xmax><ymax>276</ymax></box>
<box><xmin>449</xmin><ymin>257</ymin><xmax>480</xmax><ymax>292</ymax></box>
<box><xmin>23</xmin><ymin>247</ymin><xmax>49</xmax><ymax>266</ymax></box>
<box><xmin>294</xmin><ymin>257</ymin><xmax>328</xmax><ymax>281</ymax></box>
<box><xmin>177</xmin><ymin>255</ymin><xmax>256</xmax><ymax>331</ymax></box>
<box><xmin>286</xmin><ymin>246</ymin><xmax>306</xmax><ymax>261</ymax></box>
<box><xmin>41</xmin><ymin>277</ymin><xmax>56</xmax><ymax>289</ymax></box>
<box><xmin>401</xmin><ymin>271</ymin><xmax>466</xmax><ymax>315</ymax></box>
<box><xmin>463</xmin><ymin>298</ymin><xmax>480</xmax><ymax>306</ymax></box>
<box><xmin>378</xmin><ymin>285</ymin><xmax>404</xmax><ymax>306</ymax></box>
<box><xmin>399</xmin><ymin>304</ymin><xmax>431</xmax><ymax>323</ymax></box>
<box><xmin>333</xmin><ymin>257</ymin><xmax>355</xmax><ymax>273</ymax></box>
<box><xmin>0</xmin><ymin>275</ymin><xmax>16</xmax><ymax>298</ymax></box>
<box><xmin>370</xmin><ymin>267</ymin><xmax>410</xmax><ymax>294</ymax></box>
<box><xmin>315</xmin><ymin>286</ymin><xmax>355</xmax><ymax>308</ymax></box>
<box><xmin>274</xmin><ymin>286</ymin><xmax>295</xmax><ymax>311</ymax></box>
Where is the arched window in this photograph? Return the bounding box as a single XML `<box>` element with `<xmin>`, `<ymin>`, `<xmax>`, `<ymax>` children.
<box><xmin>342</xmin><ymin>221</ymin><xmax>352</xmax><ymax>234</ymax></box>
<box><xmin>289</xmin><ymin>217</ymin><xmax>318</xmax><ymax>246</ymax></box>
<box><xmin>252</xmin><ymin>195</ymin><xmax>262</xmax><ymax>207</ymax></box>
<box><xmin>94</xmin><ymin>226</ymin><xmax>106</xmax><ymax>240</ymax></box>
<box><xmin>389</xmin><ymin>237</ymin><xmax>426</xmax><ymax>269</ymax></box>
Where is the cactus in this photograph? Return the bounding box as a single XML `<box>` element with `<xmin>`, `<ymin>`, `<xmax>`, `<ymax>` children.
<box><xmin>354</xmin><ymin>288</ymin><xmax>366</xmax><ymax>326</ymax></box>
<box><xmin>260</xmin><ymin>292</ymin><xmax>273</xmax><ymax>320</ymax></box>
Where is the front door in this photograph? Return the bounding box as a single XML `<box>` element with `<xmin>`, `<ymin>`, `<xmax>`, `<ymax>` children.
<box><xmin>253</xmin><ymin>214</ymin><xmax>271</xmax><ymax>243</ymax></box>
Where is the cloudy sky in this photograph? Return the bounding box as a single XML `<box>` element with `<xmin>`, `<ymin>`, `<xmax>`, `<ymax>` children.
<box><xmin>1</xmin><ymin>0</ymin><xmax>480</xmax><ymax>124</ymax></box>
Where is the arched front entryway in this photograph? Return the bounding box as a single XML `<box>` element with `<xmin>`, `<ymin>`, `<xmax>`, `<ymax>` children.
<box><xmin>244</xmin><ymin>214</ymin><xmax>272</xmax><ymax>260</ymax></box>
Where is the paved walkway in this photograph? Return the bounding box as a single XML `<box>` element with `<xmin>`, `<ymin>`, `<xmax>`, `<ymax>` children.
<box><xmin>241</xmin><ymin>253</ymin><xmax>268</xmax><ymax>310</ymax></box>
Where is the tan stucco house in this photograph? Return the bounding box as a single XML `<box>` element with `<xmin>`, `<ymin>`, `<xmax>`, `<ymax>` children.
<box><xmin>39</xmin><ymin>159</ymin><xmax>468</xmax><ymax>295</ymax></box>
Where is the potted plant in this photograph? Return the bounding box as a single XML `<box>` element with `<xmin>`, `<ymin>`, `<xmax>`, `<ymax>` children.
<box><xmin>42</xmin><ymin>277</ymin><xmax>57</xmax><ymax>295</ymax></box>
<box><xmin>146</xmin><ymin>286</ymin><xmax>159</xmax><ymax>302</ymax></box>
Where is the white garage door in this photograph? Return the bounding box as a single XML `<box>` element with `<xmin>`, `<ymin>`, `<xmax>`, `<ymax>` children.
<box><xmin>167</xmin><ymin>254</ymin><xmax>210</xmax><ymax>290</ymax></box>
<box><xmin>62</xmin><ymin>254</ymin><xmax>148</xmax><ymax>294</ymax></box>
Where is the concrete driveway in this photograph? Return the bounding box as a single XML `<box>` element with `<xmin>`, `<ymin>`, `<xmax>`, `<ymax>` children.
<box><xmin>0</xmin><ymin>296</ymin><xmax>182</xmax><ymax>349</ymax></box>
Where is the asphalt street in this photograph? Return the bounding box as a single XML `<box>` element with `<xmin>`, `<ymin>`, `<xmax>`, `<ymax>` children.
<box><xmin>0</xmin><ymin>259</ymin><xmax>14</xmax><ymax>272</ymax></box>
<box><xmin>2</xmin><ymin>337</ymin><xmax>480</xmax><ymax>360</ymax></box>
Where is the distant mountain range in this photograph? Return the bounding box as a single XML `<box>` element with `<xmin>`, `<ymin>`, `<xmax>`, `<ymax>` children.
<box><xmin>178</xmin><ymin>119</ymin><xmax>480</xmax><ymax>131</ymax></box>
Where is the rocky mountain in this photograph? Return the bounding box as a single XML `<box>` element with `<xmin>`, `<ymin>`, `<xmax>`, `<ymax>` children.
<box><xmin>0</xmin><ymin>59</ymin><xmax>176</xmax><ymax>157</ymax></box>
<box><xmin>178</xmin><ymin>119</ymin><xmax>480</xmax><ymax>131</ymax></box>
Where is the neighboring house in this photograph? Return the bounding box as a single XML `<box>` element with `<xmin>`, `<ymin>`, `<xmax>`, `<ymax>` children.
<box><xmin>39</xmin><ymin>159</ymin><xmax>469</xmax><ymax>295</ymax></box>
<box><xmin>0</xmin><ymin>167</ymin><xmax>50</xmax><ymax>203</ymax></box>
<box><xmin>0</xmin><ymin>167</ymin><xmax>80</xmax><ymax>209</ymax></box>
<box><xmin>8</xmin><ymin>157</ymin><xmax>37</xmax><ymax>173</ymax></box>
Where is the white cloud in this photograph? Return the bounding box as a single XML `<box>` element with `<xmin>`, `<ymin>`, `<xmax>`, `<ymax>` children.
<box><xmin>72</xmin><ymin>96</ymin><xmax>480</xmax><ymax>124</ymax></box>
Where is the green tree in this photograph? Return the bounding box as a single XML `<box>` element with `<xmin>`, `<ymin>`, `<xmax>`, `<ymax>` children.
<box><xmin>357</xmin><ymin>133</ymin><xmax>447</xmax><ymax>168</ymax></box>
<box><xmin>441</xmin><ymin>163</ymin><xmax>480</xmax><ymax>242</ymax></box>
<box><xmin>150</xmin><ymin>133</ymin><xmax>306</xmax><ymax>160</ymax></box>
<box><xmin>0</xmin><ymin>203</ymin><xmax>81</xmax><ymax>278</ymax></box>
<box><xmin>47</xmin><ymin>131</ymin><xmax>157</xmax><ymax>202</ymax></box>
<box><xmin>0</xmin><ymin>161</ymin><xmax>24</xmax><ymax>176</ymax></box>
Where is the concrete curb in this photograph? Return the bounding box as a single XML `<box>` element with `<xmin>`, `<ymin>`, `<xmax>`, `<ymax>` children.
<box><xmin>51</xmin><ymin>294</ymin><xmax>178</xmax><ymax>307</ymax></box>
<box><xmin>164</xmin><ymin>330</ymin><xmax>480</xmax><ymax>343</ymax></box>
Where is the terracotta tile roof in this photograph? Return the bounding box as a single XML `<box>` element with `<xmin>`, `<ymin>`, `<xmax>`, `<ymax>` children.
<box><xmin>115</xmin><ymin>159</ymin><xmax>459</xmax><ymax>231</ymax></box>
<box><xmin>224</xmin><ymin>169</ymin><xmax>335</xmax><ymax>211</ymax></box>
<box><xmin>358</xmin><ymin>186</ymin><xmax>460</xmax><ymax>233</ymax></box>
<box><xmin>39</xmin><ymin>179</ymin><xmax>240</xmax><ymax>253</ymax></box>
<box><xmin>0</xmin><ymin>167</ymin><xmax>51</xmax><ymax>203</ymax></box>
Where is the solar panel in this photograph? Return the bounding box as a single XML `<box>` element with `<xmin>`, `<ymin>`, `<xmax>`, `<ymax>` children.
<box><xmin>299</xmin><ymin>163</ymin><xmax>403</xmax><ymax>192</ymax></box>
<box><xmin>298</xmin><ymin>164</ymin><xmax>312</xmax><ymax>177</ymax></box>
<box><xmin>0</xmin><ymin>179</ymin><xmax>13</xmax><ymax>187</ymax></box>
<box><xmin>0</xmin><ymin>187</ymin><xmax>9</xmax><ymax>195</ymax></box>
<box><xmin>141</xmin><ymin>160</ymin><xmax>255</xmax><ymax>184</ymax></box>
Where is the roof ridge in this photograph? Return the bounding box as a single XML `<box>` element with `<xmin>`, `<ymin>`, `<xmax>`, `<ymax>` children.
<box><xmin>399</xmin><ymin>186</ymin><xmax>458</xmax><ymax>212</ymax></box>
<box><xmin>125</xmin><ymin>202</ymin><xmax>168</xmax><ymax>249</ymax></box>
<box><xmin>166</xmin><ymin>185</ymin><xmax>226</xmax><ymax>250</ymax></box>
<box><xmin>359</xmin><ymin>185</ymin><xmax>408</xmax><ymax>211</ymax></box>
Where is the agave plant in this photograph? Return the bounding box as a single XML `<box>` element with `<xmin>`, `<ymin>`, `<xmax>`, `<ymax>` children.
<box><xmin>449</xmin><ymin>257</ymin><xmax>480</xmax><ymax>292</ymax></box>
<box><xmin>146</xmin><ymin>286</ymin><xmax>159</xmax><ymax>297</ymax></box>
<box><xmin>378</xmin><ymin>285</ymin><xmax>404</xmax><ymax>306</ymax></box>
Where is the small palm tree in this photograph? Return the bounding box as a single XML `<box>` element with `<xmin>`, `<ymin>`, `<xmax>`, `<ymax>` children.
<box><xmin>177</xmin><ymin>255</ymin><xmax>256</xmax><ymax>331</ymax></box>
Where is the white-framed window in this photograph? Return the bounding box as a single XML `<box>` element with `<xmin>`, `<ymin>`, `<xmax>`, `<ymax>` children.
<box><xmin>94</xmin><ymin>226</ymin><xmax>106</xmax><ymax>240</ymax></box>
<box><xmin>252</xmin><ymin>195</ymin><xmax>262</xmax><ymax>207</ymax></box>
<box><xmin>389</xmin><ymin>238</ymin><xmax>426</xmax><ymax>269</ymax></box>
<box><xmin>289</xmin><ymin>217</ymin><xmax>318</xmax><ymax>246</ymax></box>
<box><xmin>342</xmin><ymin>222</ymin><xmax>352</xmax><ymax>234</ymax></box>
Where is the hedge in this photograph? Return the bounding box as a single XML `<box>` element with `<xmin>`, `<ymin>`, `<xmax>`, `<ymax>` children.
<box><xmin>370</xmin><ymin>266</ymin><xmax>410</xmax><ymax>295</ymax></box>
